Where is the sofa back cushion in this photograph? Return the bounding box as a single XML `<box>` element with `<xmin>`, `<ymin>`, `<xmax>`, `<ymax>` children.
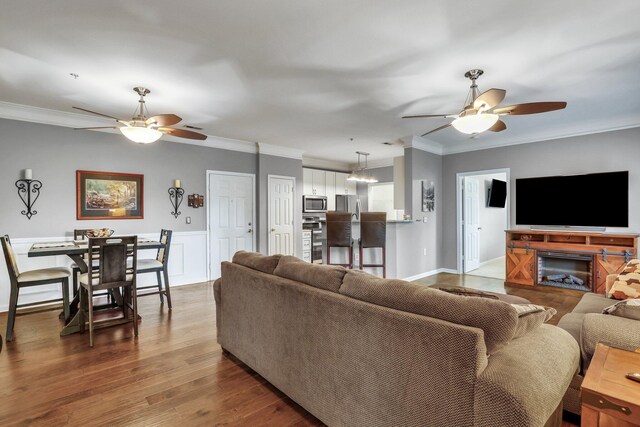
<box><xmin>232</xmin><ymin>251</ymin><xmax>281</xmax><ymax>275</ymax></box>
<box><xmin>274</xmin><ymin>255</ymin><xmax>346</xmax><ymax>292</ymax></box>
<box><xmin>340</xmin><ymin>270</ymin><xmax>519</xmax><ymax>354</ymax></box>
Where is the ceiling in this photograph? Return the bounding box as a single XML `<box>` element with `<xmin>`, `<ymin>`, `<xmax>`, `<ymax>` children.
<box><xmin>1</xmin><ymin>0</ymin><xmax>639</xmax><ymax>164</ymax></box>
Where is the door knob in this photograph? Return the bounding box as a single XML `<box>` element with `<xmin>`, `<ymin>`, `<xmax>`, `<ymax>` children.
<box><xmin>247</xmin><ymin>229</ymin><xmax>253</xmax><ymax>233</ymax></box>
<box><xmin>271</xmin><ymin>228</ymin><xmax>275</xmax><ymax>232</ymax></box>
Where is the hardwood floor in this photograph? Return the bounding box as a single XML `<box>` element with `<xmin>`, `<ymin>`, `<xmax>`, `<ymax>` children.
<box><xmin>0</xmin><ymin>275</ymin><xmax>581</xmax><ymax>426</ymax></box>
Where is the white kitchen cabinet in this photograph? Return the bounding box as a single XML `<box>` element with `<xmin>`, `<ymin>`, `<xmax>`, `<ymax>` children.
<box><xmin>335</xmin><ymin>172</ymin><xmax>347</xmax><ymax>195</ymax></box>
<box><xmin>303</xmin><ymin>168</ymin><xmax>313</xmax><ymax>195</ymax></box>
<box><xmin>311</xmin><ymin>169</ymin><xmax>326</xmax><ymax>196</ymax></box>
<box><xmin>345</xmin><ymin>179</ymin><xmax>357</xmax><ymax>195</ymax></box>
<box><xmin>325</xmin><ymin>172</ymin><xmax>336</xmax><ymax>211</ymax></box>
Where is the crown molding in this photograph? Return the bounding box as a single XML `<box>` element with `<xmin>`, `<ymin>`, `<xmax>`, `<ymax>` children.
<box><xmin>404</xmin><ymin>135</ymin><xmax>445</xmax><ymax>155</ymax></box>
<box><xmin>0</xmin><ymin>101</ymin><xmax>257</xmax><ymax>154</ymax></box>
<box><xmin>302</xmin><ymin>157</ymin><xmax>351</xmax><ymax>172</ymax></box>
<box><xmin>347</xmin><ymin>157</ymin><xmax>395</xmax><ymax>170</ymax></box>
<box><xmin>440</xmin><ymin>119</ymin><xmax>640</xmax><ymax>155</ymax></box>
<box><xmin>258</xmin><ymin>142</ymin><xmax>305</xmax><ymax>160</ymax></box>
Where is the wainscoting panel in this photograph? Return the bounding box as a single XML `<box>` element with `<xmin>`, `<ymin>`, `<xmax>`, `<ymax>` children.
<box><xmin>0</xmin><ymin>231</ymin><xmax>208</xmax><ymax>313</ymax></box>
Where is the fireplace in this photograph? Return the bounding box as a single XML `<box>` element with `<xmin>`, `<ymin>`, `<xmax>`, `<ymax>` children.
<box><xmin>537</xmin><ymin>251</ymin><xmax>592</xmax><ymax>292</ymax></box>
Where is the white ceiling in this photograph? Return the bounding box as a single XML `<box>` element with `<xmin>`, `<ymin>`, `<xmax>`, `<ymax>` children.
<box><xmin>1</xmin><ymin>0</ymin><xmax>639</xmax><ymax>164</ymax></box>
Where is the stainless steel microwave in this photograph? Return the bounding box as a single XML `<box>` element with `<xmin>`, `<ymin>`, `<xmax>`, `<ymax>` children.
<box><xmin>303</xmin><ymin>195</ymin><xmax>328</xmax><ymax>213</ymax></box>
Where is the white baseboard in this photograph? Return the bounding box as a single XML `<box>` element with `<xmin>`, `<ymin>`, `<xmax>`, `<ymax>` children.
<box><xmin>403</xmin><ymin>268</ymin><xmax>457</xmax><ymax>281</ymax></box>
<box><xmin>0</xmin><ymin>231</ymin><xmax>208</xmax><ymax>313</ymax></box>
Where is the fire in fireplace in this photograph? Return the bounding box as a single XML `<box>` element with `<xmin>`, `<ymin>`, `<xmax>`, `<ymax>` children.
<box><xmin>537</xmin><ymin>251</ymin><xmax>592</xmax><ymax>292</ymax></box>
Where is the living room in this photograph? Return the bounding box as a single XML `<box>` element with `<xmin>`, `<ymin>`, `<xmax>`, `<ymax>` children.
<box><xmin>1</xmin><ymin>1</ymin><xmax>639</xmax><ymax>426</ymax></box>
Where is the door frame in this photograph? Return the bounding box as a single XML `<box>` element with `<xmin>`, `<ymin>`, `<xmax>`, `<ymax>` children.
<box><xmin>206</xmin><ymin>170</ymin><xmax>256</xmax><ymax>280</ymax></box>
<box><xmin>267</xmin><ymin>174</ymin><xmax>296</xmax><ymax>256</ymax></box>
<box><xmin>456</xmin><ymin>168</ymin><xmax>510</xmax><ymax>274</ymax></box>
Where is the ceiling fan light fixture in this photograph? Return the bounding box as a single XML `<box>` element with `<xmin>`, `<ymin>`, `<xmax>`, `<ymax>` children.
<box><xmin>119</xmin><ymin>126</ymin><xmax>163</xmax><ymax>144</ymax></box>
<box><xmin>451</xmin><ymin>113</ymin><xmax>499</xmax><ymax>134</ymax></box>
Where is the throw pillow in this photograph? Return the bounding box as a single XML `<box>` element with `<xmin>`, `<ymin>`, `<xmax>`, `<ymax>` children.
<box><xmin>609</xmin><ymin>259</ymin><xmax>640</xmax><ymax>300</ymax></box>
<box><xmin>511</xmin><ymin>303</ymin><xmax>557</xmax><ymax>339</ymax></box>
<box><xmin>602</xmin><ymin>298</ymin><xmax>640</xmax><ymax>321</ymax></box>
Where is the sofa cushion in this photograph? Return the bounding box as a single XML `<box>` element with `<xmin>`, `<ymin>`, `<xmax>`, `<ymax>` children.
<box><xmin>232</xmin><ymin>251</ymin><xmax>281</xmax><ymax>275</ymax></box>
<box><xmin>274</xmin><ymin>255</ymin><xmax>346</xmax><ymax>292</ymax></box>
<box><xmin>572</xmin><ymin>292</ymin><xmax>617</xmax><ymax>314</ymax></box>
<box><xmin>512</xmin><ymin>304</ymin><xmax>557</xmax><ymax>339</ymax></box>
<box><xmin>556</xmin><ymin>312</ymin><xmax>585</xmax><ymax>345</ymax></box>
<box><xmin>340</xmin><ymin>270</ymin><xmax>519</xmax><ymax>354</ymax></box>
<box><xmin>602</xmin><ymin>298</ymin><xmax>640</xmax><ymax>321</ymax></box>
<box><xmin>610</xmin><ymin>259</ymin><xmax>640</xmax><ymax>299</ymax></box>
<box><xmin>435</xmin><ymin>286</ymin><xmax>530</xmax><ymax>304</ymax></box>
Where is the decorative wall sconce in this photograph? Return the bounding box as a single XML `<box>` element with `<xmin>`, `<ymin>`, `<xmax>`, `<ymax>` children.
<box><xmin>15</xmin><ymin>169</ymin><xmax>42</xmax><ymax>220</ymax></box>
<box><xmin>168</xmin><ymin>179</ymin><xmax>184</xmax><ymax>219</ymax></box>
<box><xmin>188</xmin><ymin>194</ymin><xmax>204</xmax><ymax>208</ymax></box>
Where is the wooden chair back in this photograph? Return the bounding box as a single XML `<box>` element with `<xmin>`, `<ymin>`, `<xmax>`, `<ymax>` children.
<box><xmin>156</xmin><ymin>229</ymin><xmax>173</xmax><ymax>265</ymax></box>
<box><xmin>326</xmin><ymin>212</ymin><xmax>353</xmax><ymax>247</ymax></box>
<box><xmin>87</xmin><ymin>236</ymin><xmax>137</xmax><ymax>290</ymax></box>
<box><xmin>360</xmin><ymin>212</ymin><xmax>387</xmax><ymax>248</ymax></box>
<box><xmin>1</xmin><ymin>235</ymin><xmax>19</xmax><ymax>282</ymax></box>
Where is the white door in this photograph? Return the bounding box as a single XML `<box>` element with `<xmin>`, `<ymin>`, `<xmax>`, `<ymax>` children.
<box><xmin>208</xmin><ymin>172</ymin><xmax>255</xmax><ymax>278</ymax></box>
<box><xmin>268</xmin><ymin>175</ymin><xmax>295</xmax><ymax>255</ymax></box>
<box><xmin>325</xmin><ymin>172</ymin><xmax>336</xmax><ymax>211</ymax></box>
<box><xmin>463</xmin><ymin>177</ymin><xmax>481</xmax><ymax>272</ymax></box>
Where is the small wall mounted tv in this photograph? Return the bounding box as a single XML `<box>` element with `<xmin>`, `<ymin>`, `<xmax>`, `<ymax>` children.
<box><xmin>487</xmin><ymin>179</ymin><xmax>507</xmax><ymax>208</ymax></box>
<box><xmin>515</xmin><ymin>171</ymin><xmax>628</xmax><ymax>227</ymax></box>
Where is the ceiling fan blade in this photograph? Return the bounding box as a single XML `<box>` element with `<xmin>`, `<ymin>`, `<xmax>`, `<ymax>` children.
<box><xmin>421</xmin><ymin>123</ymin><xmax>451</xmax><ymax>137</ymax></box>
<box><xmin>146</xmin><ymin>114</ymin><xmax>182</xmax><ymax>127</ymax></box>
<box><xmin>72</xmin><ymin>106</ymin><xmax>124</xmax><ymax>121</ymax></box>
<box><xmin>473</xmin><ymin>88</ymin><xmax>506</xmax><ymax>110</ymax></box>
<box><xmin>402</xmin><ymin>114</ymin><xmax>456</xmax><ymax>119</ymax></box>
<box><xmin>487</xmin><ymin>120</ymin><xmax>507</xmax><ymax>132</ymax></box>
<box><xmin>159</xmin><ymin>127</ymin><xmax>207</xmax><ymax>140</ymax></box>
<box><xmin>74</xmin><ymin>126</ymin><xmax>118</xmax><ymax>130</ymax></box>
<box><xmin>493</xmin><ymin>102</ymin><xmax>567</xmax><ymax>116</ymax></box>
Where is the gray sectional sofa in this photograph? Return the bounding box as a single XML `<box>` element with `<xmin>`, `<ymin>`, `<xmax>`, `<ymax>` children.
<box><xmin>214</xmin><ymin>252</ymin><xmax>580</xmax><ymax>427</ymax></box>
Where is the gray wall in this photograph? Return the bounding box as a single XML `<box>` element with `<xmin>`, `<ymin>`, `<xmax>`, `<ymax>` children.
<box><xmin>441</xmin><ymin>127</ymin><xmax>640</xmax><ymax>269</ymax></box>
<box><xmin>474</xmin><ymin>172</ymin><xmax>508</xmax><ymax>263</ymax></box>
<box><xmin>257</xmin><ymin>153</ymin><xmax>303</xmax><ymax>257</ymax></box>
<box><xmin>0</xmin><ymin>118</ymin><xmax>258</xmax><ymax>238</ymax></box>
<box><xmin>395</xmin><ymin>147</ymin><xmax>442</xmax><ymax>277</ymax></box>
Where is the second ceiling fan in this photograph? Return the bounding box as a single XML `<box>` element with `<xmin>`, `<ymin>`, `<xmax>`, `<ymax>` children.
<box><xmin>403</xmin><ymin>69</ymin><xmax>567</xmax><ymax>137</ymax></box>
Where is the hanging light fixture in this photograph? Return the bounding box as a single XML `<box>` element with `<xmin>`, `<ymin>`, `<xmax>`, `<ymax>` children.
<box><xmin>347</xmin><ymin>151</ymin><xmax>378</xmax><ymax>183</ymax></box>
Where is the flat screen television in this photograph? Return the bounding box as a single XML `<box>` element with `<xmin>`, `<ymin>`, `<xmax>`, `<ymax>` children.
<box><xmin>515</xmin><ymin>171</ymin><xmax>628</xmax><ymax>227</ymax></box>
<box><xmin>487</xmin><ymin>179</ymin><xmax>507</xmax><ymax>208</ymax></box>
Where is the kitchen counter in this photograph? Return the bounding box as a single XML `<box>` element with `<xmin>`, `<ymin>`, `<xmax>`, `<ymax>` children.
<box><xmin>319</xmin><ymin>219</ymin><xmax>413</xmax><ymax>224</ymax></box>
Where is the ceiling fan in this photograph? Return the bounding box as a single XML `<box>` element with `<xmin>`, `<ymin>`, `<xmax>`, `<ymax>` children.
<box><xmin>73</xmin><ymin>87</ymin><xmax>207</xmax><ymax>144</ymax></box>
<box><xmin>403</xmin><ymin>69</ymin><xmax>567</xmax><ymax>137</ymax></box>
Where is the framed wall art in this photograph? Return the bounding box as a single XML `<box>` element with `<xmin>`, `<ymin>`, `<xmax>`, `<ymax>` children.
<box><xmin>422</xmin><ymin>180</ymin><xmax>435</xmax><ymax>212</ymax></box>
<box><xmin>76</xmin><ymin>170</ymin><xmax>144</xmax><ymax>219</ymax></box>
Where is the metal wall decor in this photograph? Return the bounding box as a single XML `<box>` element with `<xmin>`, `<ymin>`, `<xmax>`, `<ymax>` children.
<box><xmin>188</xmin><ymin>194</ymin><xmax>204</xmax><ymax>208</ymax></box>
<box><xmin>169</xmin><ymin>179</ymin><xmax>184</xmax><ymax>218</ymax></box>
<box><xmin>15</xmin><ymin>169</ymin><xmax>42</xmax><ymax>219</ymax></box>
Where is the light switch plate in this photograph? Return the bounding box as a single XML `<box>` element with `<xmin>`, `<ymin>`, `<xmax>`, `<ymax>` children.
<box><xmin>423</xmin><ymin>217</ymin><xmax>428</xmax><ymax>223</ymax></box>
<box><xmin>186</xmin><ymin>216</ymin><xmax>191</xmax><ymax>224</ymax></box>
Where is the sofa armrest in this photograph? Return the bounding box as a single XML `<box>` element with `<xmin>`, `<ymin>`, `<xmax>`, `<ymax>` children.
<box><xmin>474</xmin><ymin>324</ymin><xmax>579</xmax><ymax>427</ymax></box>
<box><xmin>213</xmin><ymin>278</ymin><xmax>222</xmax><ymax>343</ymax></box>
<box><xmin>581</xmin><ymin>313</ymin><xmax>640</xmax><ymax>365</ymax></box>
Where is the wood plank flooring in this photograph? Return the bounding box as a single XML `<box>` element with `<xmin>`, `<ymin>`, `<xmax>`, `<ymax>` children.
<box><xmin>0</xmin><ymin>274</ymin><xmax>582</xmax><ymax>426</ymax></box>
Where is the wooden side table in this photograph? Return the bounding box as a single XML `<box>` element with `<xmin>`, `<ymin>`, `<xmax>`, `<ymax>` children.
<box><xmin>581</xmin><ymin>343</ymin><xmax>640</xmax><ymax>426</ymax></box>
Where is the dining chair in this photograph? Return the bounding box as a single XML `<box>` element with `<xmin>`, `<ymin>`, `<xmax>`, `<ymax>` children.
<box><xmin>326</xmin><ymin>212</ymin><xmax>354</xmax><ymax>268</ymax></box>
<box><xmin>78</xmin><ymin>236</ymin><xmax>137</xmax><ymax>347</ymax></box>
<box><xmin>136</xmin><ymin>229</ymin><xmax>173</xmax><ymax>308</ymax></box>
<box><xmin>1</xmin><ymin>235</ymin><xmax>71</xmax><ymax>342</ymax></box>
<box><xmin>359</xmin><ymin>212</ymin><xmax>387</xmax><ymax>277</ymax></box>
<box><xmin>71</xmin><ymin>229</ymin><xmax>114</xmax><ymax>296</ymax></box>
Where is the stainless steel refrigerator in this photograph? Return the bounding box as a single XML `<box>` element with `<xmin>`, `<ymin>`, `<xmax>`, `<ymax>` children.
<box><xmin>335</xmin><ymin>195</ymin><xmax>361</xmax><ymax>219</ymax></box>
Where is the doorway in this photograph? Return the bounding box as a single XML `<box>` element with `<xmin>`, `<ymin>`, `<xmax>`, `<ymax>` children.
<box><xmin>268</xmin><ymin>175</ymin><xmax>296</xmax><ymax>256</ymax></box>
<box><xmin>456</xmin><ymin>169</ymin><xmax>510</xmax><ymax>279</ymax></box>
<box><xmin>207</xmin><ymin>171</ymin><xmax>256</xmax><ymax>279</ymax></box>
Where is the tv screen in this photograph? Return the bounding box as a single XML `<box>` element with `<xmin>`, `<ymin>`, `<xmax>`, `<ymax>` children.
<box><xmin>516</xmin><ymin>171</ymin><xmax>628</xmax><ymax>227</ymax></box>
<box><xmin>487</xmin><ymin>179</ymin><xmax>507</xmax><ymax>208</ymax></box>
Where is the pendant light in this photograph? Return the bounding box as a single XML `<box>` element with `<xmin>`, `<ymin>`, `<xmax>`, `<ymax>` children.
<box><xmin>347</xmin><ymin>151</ymin><xmax>378</xmax><ymax>183</ymax></box>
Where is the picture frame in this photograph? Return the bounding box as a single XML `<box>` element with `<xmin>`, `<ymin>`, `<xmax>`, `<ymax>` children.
<box><xmin>76</xmin><ymin>170</ymin><xmax>144</xmax><ymax>220</ymax></box>
<box><xmin>422</xmin><ymin>180</ymin><xmax>435</xmax><ymax>212</ymax></box>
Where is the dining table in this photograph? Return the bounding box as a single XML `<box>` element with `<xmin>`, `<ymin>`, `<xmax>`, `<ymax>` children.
<box><xmin>28</xmin><ymin>237</ymin><xmax>166</xmax><ymax>336</ymax></box>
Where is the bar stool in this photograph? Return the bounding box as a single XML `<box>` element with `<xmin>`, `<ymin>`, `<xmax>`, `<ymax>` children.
<box><xmin>359</xmin><ymin>212</ymin><xmax>387</xmax><ymax>277</ymax></box>
<box><xmin>326</xmin><ymin>212</ymin><xmax>353</xmax><ymax>268</ymax></box>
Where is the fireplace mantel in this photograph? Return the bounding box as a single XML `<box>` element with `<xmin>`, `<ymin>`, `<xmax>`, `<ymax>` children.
<box><xmin>505</xmin><ymin>230</ymin><xmax>639</xmax><ymax>294</ymax></box>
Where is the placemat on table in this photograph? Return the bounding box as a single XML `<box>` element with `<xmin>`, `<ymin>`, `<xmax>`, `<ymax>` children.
<box><xmin>32</xmin><ymin>242</ymin><xmax>75</xmax><ymax>249</ymax></box>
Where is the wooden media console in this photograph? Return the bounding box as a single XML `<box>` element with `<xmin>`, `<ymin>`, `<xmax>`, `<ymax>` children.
<box><xmin>505</xmin><ymin>230</ymin><xmax>639</xmax><ymax>293</ymax></box>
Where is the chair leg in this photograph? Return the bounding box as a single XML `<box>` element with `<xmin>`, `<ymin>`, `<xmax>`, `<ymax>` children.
<box><xmin>156</xmin><ymin>270</ymin><xmax>164</xmax><ymax>304</ymax></box>
<box><xmin>349</xmin><ymin>246</ymin><xmax>353</xmax><ymax>269</ymax></box>
<box><xmin>327</xmin><ymin>246</ymin><xmax>331</xmax><ymax>266</ymax></box>
<box><xmin>359</xmin><ymin>240</ymin><xmax>363</xmax><ymax>271</ymax></box>
<box><xmin>72</xmin><ymin>268</ymin><xmax>79</xmax><ymax>298</ymax></box>
<box><xmin>382</xmin><ymin>247</ymin><xmax>386</xmax><ymax>278</ymax></box>
<box><xmin>132</xmin><ymin>285</ymin><xmax>138</xmax><ymax>337</ymax></box>
<box><xmin>88</xmin><ymin>288</ymin><xmax>94</xmax><ymax>347</ymax></box>
<box><xmin>163</xmin><ymin>269</ymin><xmax>172</xmax><ymax>309</ymax></box>
<box><xmin>79</xmin><ymin>287</ymin><xmax>86</xmax><ymax>334</ymax></box>
<box><xmin>62</xmin><ymin>278</ymin><xmax>70</xmax><ymax>322</ymax></box>
<box><xmin>6</xmin><ymin>285</ymin><xmax>19</xmax><ymax>342</ymax></box>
